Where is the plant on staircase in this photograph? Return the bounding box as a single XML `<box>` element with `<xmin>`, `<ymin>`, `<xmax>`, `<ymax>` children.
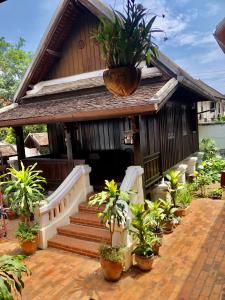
<box><xmin>0</xmin><ymin>162</ymin><xmax>46</xmax><ymax>255</ymax></box>
<box><xmin>89</xmin><ymin>179</ymin><xmax>131</xmax><ymax>281</ymax></box>
<box><xmin>0</xmin><ymin>255</ymin><xmax>30</xmax><ymax>300</ymax></box>
<box><xmin>95</xmin><ymin>0</ymin><xmax>161</xmax><ymax>96</ymax></box>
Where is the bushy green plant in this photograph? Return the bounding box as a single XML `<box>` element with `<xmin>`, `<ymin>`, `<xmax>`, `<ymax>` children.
<box><xmin>199</xmin><ymin>156</ymin><xmax>225</xmax><ymax>183</ymax></box>
<box><xmin>0</xmin><ymin>255</ymin><xmax>30</xmax><ymax>300</ymax></box>
<box><xmin>200</xmin><ymin>138</ymin><xmax>217</xmax><ymax>161</ymax></box>
<box><xmin>175</xmin><ymin>184</ymin><xmax>192</xmax><ymax>208</ymax></box>
<box><xmin>0</xmin><ymin>162</ymin><xmax>46</xmax><ymax>222</ymax></box>
<box><xmin>99</xmin><ymin>245</ymin><xmax>123</xmax><ymax>263</ymax></box>
<box><xmin>145</xmin><ymin>200</ymin><xmax>165</xmax><ymax>234</ymax></box>
<box><xmin>166</xmin><ymin>170</ymin><xmax>181</xmax><ymax>206</ymax></box>
<box><xmin>159</xmin><ymin>199</ymin><xmax>177</xmax><ymax>222</ymax></box>
<box><xmin>208</xmin><ymin>188</ymin><xmax>223</xmax><ymax>199</ymax></box>
<box><xmin>95</xmin><ymin>0</ymin><xmax>161</xmax><ymax>68</ymax></box>
<box><xmin>16</xmin><ymin>222</ymin><xmax>40</xmax><ymax>242</ymax></box>
<box><xmin>192</xmin><ymin>173</ymin><xmax>212</xmax><ymax>197</ymax></box>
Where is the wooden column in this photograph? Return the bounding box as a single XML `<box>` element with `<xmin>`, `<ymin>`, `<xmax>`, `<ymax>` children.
<box><xmin>131</xmin><ymin>116</ymin><xmax>142</xmax><ymax>165</ymax></box>
<box><xmin>64</xmin><ymin>123</ymin><xmax>73</xmax><ymax>160</ymax></box>
<box><xmin>14</xmin><ymin>126</ymin><xmax>25</xmax><ymax>164</ymax></box>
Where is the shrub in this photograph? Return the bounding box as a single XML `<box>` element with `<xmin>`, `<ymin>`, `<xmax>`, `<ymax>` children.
<box><xmin>176</xmin><ymin>184</ymin><xmax>192</xmax><ymax>208</ymax></box>
<box><xmin>16</xmin><ymin>222</ymin><xmax>40</xmax><ymax>242</ymax></box>
<box><xmin>99</xmin><ymin>245</ymin><xmax>123</xmax><ymax>263</ymax></box>
<box><xmin>208</xmin><ymin>188</ymin><xmax>223</xmax><ymax>199</ymax></box>
<box><xmin>200</xmin><ymin>138</ymin><xmax>217</xmax><ymax>161</ymax></box>
<box><xmin>192</xmin><ymin>173</ymin><xmax>212</xmax><ymax>197</ymax></box>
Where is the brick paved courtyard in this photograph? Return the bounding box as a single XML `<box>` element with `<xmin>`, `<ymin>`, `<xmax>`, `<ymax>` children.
<box><xmin>1</xmin><ymin>198</ymin><xmax>225</xmax><ymax>300</ymax></box>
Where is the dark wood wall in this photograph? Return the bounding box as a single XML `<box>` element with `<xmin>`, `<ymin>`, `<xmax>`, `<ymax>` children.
<box><xmin>47</xmin><ymin>10</ymin><xmax>105</xmax><ymax>80</ymax></box>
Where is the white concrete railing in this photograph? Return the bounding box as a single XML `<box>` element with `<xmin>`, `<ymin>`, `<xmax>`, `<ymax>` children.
<box><xmin>37</xmin><ymin>165</ymin><xmax>93</xmax><ymax>249</ymax></box>
<box><xmin>112</xmin><ymin>166</ymin><xmax>144</xmax><ymax>271</ymax></box>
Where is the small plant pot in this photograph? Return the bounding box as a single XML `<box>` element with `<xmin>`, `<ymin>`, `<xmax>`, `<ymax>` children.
<box><xmin>19</xmin><ymin>237</ymin><xmax>38</xmax><ymax>255</ymax></box>
<box><xmin>7</xmin><ymin>210</ymin><xmax>17</xmax><ymax>220</ymax></box>
<box><xmin>135</xmin><ymin>254</ymin><xmax>154</xmax><ymax>271</ymax></box>
<box><xmin>103</xmin><ymin>66</ymin><xmax>141</xmax><ymax>97</ymax></box>
<box><xmin>100</xmin><ymin>257</ymin><xmax>123</xmax><ymax>281</ymax></box>
<box><xmin>175</xmin><ymin>206</ymin><xmax>189</xmax><ymax>217</ymax></box>
<box><xmin>152</xmin><ymin>242</ymin><xmax>162</xmax><ymax>256</ymax></box>
<box><xmin>163</xmin><ymin>221</ymin><xmax>174</xmax><ymax>233</ymax></box>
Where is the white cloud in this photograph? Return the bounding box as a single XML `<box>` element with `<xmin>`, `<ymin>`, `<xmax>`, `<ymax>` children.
<box><xmin>205</xmin><ymin>3</ymin><xmax>220</xmax><ymax>17</ymax></box>
<box><xmin>171</xmin><ymin>32</ymin><xmax>215</xmax><ymax>47</ymax></box>
<box><xmin>200</xmin><ymin>47</ymin><xmax>224</xmax><ymax>64</ymax></box>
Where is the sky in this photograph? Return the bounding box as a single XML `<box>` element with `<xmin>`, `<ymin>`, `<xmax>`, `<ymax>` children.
<box><xmin>0</xmin><ymin>0</ymin><xmax>225</xmax><ymax>93</ymax></box>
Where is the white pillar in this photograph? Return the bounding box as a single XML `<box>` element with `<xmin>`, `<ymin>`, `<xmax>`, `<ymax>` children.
<box><xmin>177</xmin><ymin>164</ymin><xmax>188</xmax><ymax>184</ymax></box>
<box><xmin>185</xmin><ymin>157</ymin><xmax>198</xmax><ymax>176</ymax></box>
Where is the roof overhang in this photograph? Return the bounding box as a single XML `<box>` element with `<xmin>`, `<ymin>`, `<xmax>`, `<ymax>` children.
<box><xmin>214</xmin><ymin>18</ymin><xmax>225</xmax><ymax>54</ymax></box>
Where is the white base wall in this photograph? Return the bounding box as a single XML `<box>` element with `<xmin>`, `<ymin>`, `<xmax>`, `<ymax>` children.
<box><xmin>199</xmin><ymin>123</ymin><xmax>225</xmax><ymax>150</ymax></box>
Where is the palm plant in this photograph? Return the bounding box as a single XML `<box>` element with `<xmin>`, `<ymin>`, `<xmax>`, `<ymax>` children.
<box><xmin>95</xmin><ymin>0</ymin><xmax>160</xmax><ymax>68</ymax></box>
<box><xmin>159</xmin><ymin>199</ymin><xmax>177</xmax><ymax>222</ymax></box>
<box><xmin>0</xmin><ymin>162</ymin><xmax>46</xmax><ymax>223</ymax></box>
<box><xmin>146</xmin><ymin>200</ymin><xmax>165</xmax><ymax>235</ymax></box>
<box><xmin>0</xmin><ymin>255</ymin><xmax>30</xmax><ymax>300</ymax></box>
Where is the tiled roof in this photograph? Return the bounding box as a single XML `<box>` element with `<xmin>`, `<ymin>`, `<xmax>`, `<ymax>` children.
<box><xmin>0</xmin><ymin>81</ymin><xmax>167</xmax><ymax>127</ymax></box>
<box><xmin>26</xmin><ymin>133</ymin><xmax>49</xmax><ymax>147</ymax></box>
<box><xmin>0</xmin><ymin>144</ymin><xmax>17</xmax><ymax>157</ymax></box>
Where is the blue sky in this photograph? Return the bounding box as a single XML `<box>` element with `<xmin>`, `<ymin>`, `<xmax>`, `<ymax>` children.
<box><xmin>0</xmin><ymin>0</ymin><xmax>225</xmax><ymax>93</ymax></box>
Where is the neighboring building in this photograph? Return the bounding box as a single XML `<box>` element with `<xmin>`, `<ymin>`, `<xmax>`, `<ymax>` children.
<box><xmin>214</xmin><ymin>18</ymin><xmax>225</xmax><ymax>54</ymax></box>
<box><xmin>25</xmin><ymin>132</ymin><xmax>49</xmax><ymax>155</ymax></box>
<box><xmin>0</xmin><ymin>0</ymin><xmax>221</xmax><ymax>194</ymax></box>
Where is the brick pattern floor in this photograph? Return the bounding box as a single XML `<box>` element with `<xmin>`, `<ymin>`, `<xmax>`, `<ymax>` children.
<box><xmin>0</xmin><ymin>198</ymin><xmax>225</xmax><ymax>300</ymax></box>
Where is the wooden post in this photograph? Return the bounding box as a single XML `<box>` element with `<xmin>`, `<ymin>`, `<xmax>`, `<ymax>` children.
<box><xmin>14</xmin><ymin>126</ymin><xmax>25</xmax><ymax>165</ymax></box>
<box><xmin>64</xmin><ymin>123</ymin><xmax>73</xmax><ymax>160</ymax></box>
<box><xmin>131</xmin><ymin>116</ymin><xmax>142</xmax><ymax>165</ymax></box>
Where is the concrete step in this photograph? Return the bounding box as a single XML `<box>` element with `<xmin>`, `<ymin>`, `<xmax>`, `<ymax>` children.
<box><xmin>70</xmin><ymin>212</ymin><xmax>106</xmax><ymax>228</ymax></box>
<box><xmin>79</xmin><ymin>202</ymin><xmax>104</xmax><ymax>214</ymax></box>
<box><xmin>57</xmin><ymin>223</ymin><xmax>110</xmax><ymax>244</ymax></box>
<box><xmin>48</xmin><ymin>235</ymin><xmax>100</xmax><ymax>258</ymax></box>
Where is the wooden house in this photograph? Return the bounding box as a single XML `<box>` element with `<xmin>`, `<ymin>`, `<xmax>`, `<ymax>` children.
<box><xmin>0</xmin><ymin>0</ymin><xmax>220</xmax><ymax>194</ymax></box>
<box><xmin>24</xmin><ymin>132</ymin><xmax>49</xmax><ymax>155</ymax></box>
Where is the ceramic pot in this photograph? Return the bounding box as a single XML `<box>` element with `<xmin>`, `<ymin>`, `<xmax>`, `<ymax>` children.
<box><xmin>135</xmin><ymin>254</ymin><xmax>154</xmax><ymax>271</ymax></box>
<box><xmin>163</xmin><ymin>221</ymin><xmax>174</xmax><ymax>233</ymax></box>
<box><xmin>20</xmin><ymin>236</ymin><xmax>38</xmax><ymax>255</ymax></box>
<box><xmin>175</xmin><ymin>206</ymin><xmax>189</xmax><ymax>217</ymax></box>
<box><xmin>152</xmin><ymin>242</ymin><xmax>162</xmax><ymax>256</ymax></box>
<box><xmin>103</xmin><ymin>67</ymin><xmax>141</xmax><ymax>97</ymax></box>
<box><xmin>100</xmin><ymin>257</ymin><xmax>123</xmax><ymax>281</ymax></box>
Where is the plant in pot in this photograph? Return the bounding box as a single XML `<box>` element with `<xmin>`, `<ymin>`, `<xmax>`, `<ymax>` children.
<box><xmin>129</xmin><ymin>203</ymin><xmax>156</xmax><ymax>271</ymax></box>
<box><xmin>16</xmin><ymin>222</ymin><xmax>40</xmax><ymax>255</ymax></box>
<box><xmin>95</xmin><ymin>0</ymin><xmax>161</xmax><ymax>97</ymax></box>
<box><xmin>0</xmin><ymin>255</ymin><xmax>30</xmax><ymax>300</ymax></box>
<box><xmin>89</xmin><ymin>179</ymin><xmax>131</xmax><ymax>281</ymax></box>
<box><xmin>165</xmin><ymin>169</ymin><xmax>181</xmax><ymax>207</ymax></box>
<box><xmin>159</xmin><ymin>199</ymin><xmax>177</xmax><ymax>233</ymax></box>
<box><xmin>175</xmin><ymin>184</ymin><xmax>192</xmax><ymax>217</ymax></box>
<box><xmin>0</xmin><ymin>162</ymin><xmax>46</xmax><ymax>255</ymax></box>
<box><xmin>146</xmin><ymin>200</ymin><xmax>165</xmax><ymax>238</ymax></box>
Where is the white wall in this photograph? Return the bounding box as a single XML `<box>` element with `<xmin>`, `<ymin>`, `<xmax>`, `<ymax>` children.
<box><xmin>199</xmin><ymin>123</ymin><xmax>225</xmax><ymax>150</ymax></box>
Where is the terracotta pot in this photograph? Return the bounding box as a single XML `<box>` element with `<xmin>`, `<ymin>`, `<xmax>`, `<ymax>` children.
<box><xmin>7</xmin><ymin>210</ymin><xmax>17</xmax><ymax>220</ymax></box>
<box><xmin>163</xmin><ymin>221</ymin><xmax>174</xmax><ymax>233</ymax></box>
<box><xmin>100</xmin><ymin>257</ymin><xmax>123</xmax><ymax>281</ymax></box>
<box><xmin>20</xmin><ymin>236</ymin><xmax>38</xmax><ymax>255</ymax></box>
<box><xmin>152</xmin><ymin>242</ymin><xmax>162</xmax><ymax>256</ymax></box>
<box><xmin>135</xmin><ymin>254</ymin><xmax>154</xmax><ymax>271</ymax></box>
<box><xmin>103</xmin><ymin>67</ymin><xmax>141</xmax><ymax>97</ymax></box>
<box><xmin>175</xmin><ymin>206</ymin><xmax>189</xmax><ymax>217</ymax></box>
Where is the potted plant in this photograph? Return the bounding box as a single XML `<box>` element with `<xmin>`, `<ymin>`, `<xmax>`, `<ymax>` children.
<box><xmin>16</xmin><ymin>222</ymin><xmax>40</xmax><ymax>255</ymax></box>
<box><xmin>0</xmin><ymin>255</ymin><xmax>30</xmax><ymax>300</ymax></box>
<box><xmin>95</xmin><ymin>0</ymin><xmax>161</xmax><ymax>96</ymax></box>
<box><xmin>129</xmin><ymin>203</ymin><xmax>155</xmax><ymax>271</ymax></box>
<box><xmin>166</xmin><ymin>170</ymin><xmax>181</xmax><ymax>207</ymax></box>
<box><xmin>89</xmin><ymin>180</ymin><xmax>131</xmax><ymax>281</ymax></box>
<box><xmin>146</xmin><ymin>200</ymin><xmax>165</xmax><ymax>238</ymax></box>
<box><xmin>159</xmin><ymin>199</ymin><xmax>177</xmax><ymax>233</ymax></box>
<box><xmin>0</xmin><ymin>162</ymin><xmax>46</xmax><ymax>254</ymax></box>
<box><xmin>175</xmin><ymin>184</ymin><xmax>192</xmax><ymax>217</ymax></box>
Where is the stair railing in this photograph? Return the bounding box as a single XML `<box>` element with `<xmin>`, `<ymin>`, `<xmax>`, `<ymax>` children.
<box><xmin>37</xmin><ymin>165</ymin><xmax>93</xmax><ymax>249</ymax></box>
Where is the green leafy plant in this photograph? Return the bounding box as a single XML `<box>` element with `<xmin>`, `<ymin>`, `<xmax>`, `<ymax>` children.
<box><xmin>95</xmin><ymin>0</ymin><xmax>161</xmax><ymax>68</ymax></box>
<box><xmin>159</xmin><ymin>199</ymin><xmax>177</xmax><ymax>222</ymax></box>
<box><xmin>16</xmin><ymin>222</ymin><xmax>40</xmax><ymax>242</ymax></box>
<box><xmin>89</xmin><ymin>180</ymin><xmax>131</xmax><ymax>244</ymax></box>
<box><xmin>130</xmin><ymin>203</ymin><xmax>156</xmax><ymax>257</ymax></box>
<box><xmin>0</xmin><ymin>255</ymin><xmax>30</xmax><ymax>300</ymax></box>
<box><xmin>208</xmin><ymin>188</ymin><xmax>223</xmax><ymax>199</ymax></box>
<box><xmin>175</xmin><ymin>184</ymin><xmax>192</xmax><ymax>208</ymax></box>
<box><xmin>166</xmin><ymin>170</ymin><xmax>181</xmax><ymax>206</ymax></box>
<box><xmin>192</xmin><ymin>173</ymin><xmax>212</xmax><ymax>197</ymax></box>
<box><xmin>0</xmin><ymin>162</ymin><xmax>46</xmax><ymax>222</ymax></box>
<box><xmin>99</xmin><ymin>245</ymin><xmax>123</xmax><ymax>263</ymax></box>
<box><xmin>199</xmin><ymin>156</ymin><xmax>225</xmax><ymax>183</ymax></box>
<box><xmin>145</xmin><ymin>200</ymin><xmax>165</xmax><ymax>234</ymax></box>
<box><xmin>200</xmin><ymin>138</ymin><xmax>218</xmax><ymax>161</ymax></box>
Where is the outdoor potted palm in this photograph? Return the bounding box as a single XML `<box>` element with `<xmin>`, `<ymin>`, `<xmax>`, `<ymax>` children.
<box><xmin>129</xmin><ymin>203</ymin><xmax>156</xmax><ymax>271</ymax></box>
<box><xmin>0</xmin><ymin>162</ymin><xmax>46</xmax><ymax>255</ymax></box>
<box><xmin>0</xmin><ymin>255</ymin><xmax>30</xmax><ymax>300</ymax></box>
<box><xmin>175</xmin><ymin>184</ymin><xmax>192</xmax><ymax>217</ymax></box>
<box><xmin>159</xmin><ymin>199</ymin><xmax>177</xmax><ymax>233</ymax></box>
<box><xmin>95</xmin><ymin>0</ymin><xmax>160</xmax><ymax>96</ymax></box>
<box><xmin>89</xmin><ymin>180</ymin><xmax>131</xmax><ymax>281</ymax></box>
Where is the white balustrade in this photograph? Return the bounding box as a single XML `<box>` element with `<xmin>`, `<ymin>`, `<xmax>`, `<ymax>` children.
<box><xmin>37</xmin><ymin>165</ymin><xmax>93</xmax><ymax>249</ymax></box>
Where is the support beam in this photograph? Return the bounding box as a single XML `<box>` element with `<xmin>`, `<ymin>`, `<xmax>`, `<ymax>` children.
<box><xmin>131</xmin><ymin>116</ymin><xmax>142</xmax><ymax>165</ymax></box>
<box><xmin>64</xmin><ymin>123</ymin><xmax>73</xmax><ymax>160</ymax></box>
<box><xmin>14</xmin><ymin>127</ymin><xmax>25</xmax><ymax>164</ymax></box>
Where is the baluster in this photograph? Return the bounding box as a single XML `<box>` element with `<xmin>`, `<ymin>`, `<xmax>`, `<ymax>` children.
<box><xmin>50</xmin><ymin>209</ymin><xmax>54</xmax><ymax>221</ymax></box>
<box><xmin>55</xmin><ymin>205</ymin><xmax>60</xmax><ymax>217</ymax></box>
<box><xmin>60</xmin><ymin>200</ymin><xmax>64</xmax><ymax>211</ymax></box>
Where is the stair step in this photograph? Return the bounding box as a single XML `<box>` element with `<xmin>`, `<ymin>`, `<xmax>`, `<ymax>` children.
<box><xmin>79</xmin><ymin>202</ymin><xmax>104</xmax><ymax>214</ymax></box>
<box><xmin>57</xmin><ymin>224</ymin><xmax>110</xmax><ymax>243</ymax></box>
<box><xmin>70</xmin><ymin>212</ymin><xmax>106</xmax><ymax>228</ymax></box>
<box><xmin>48</xmin><ymin>235</ymin><xmax>100</xmax><ymax>258</ymax></box>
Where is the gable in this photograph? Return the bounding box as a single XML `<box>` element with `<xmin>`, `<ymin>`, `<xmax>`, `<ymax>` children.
<box><xmin>47</xmin><ymin>9</ymin><xmax>105</xmax><ymax>80</ymax></box>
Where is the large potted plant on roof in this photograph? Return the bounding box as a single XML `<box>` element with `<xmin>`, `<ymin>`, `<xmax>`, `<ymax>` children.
<box><xmin>95</xmin><ymin>0</ymin><xmax>160</xmax><ymax>97</ymax></box>
<box><xmin>89</xmin><ymin>180</ymin><xmax>131</xmax><ymax>281</ymax></box>
<box><xmin>0</xmin><ymin>162</ymin><xmax>46</xmax><ymax>255</ymax></box>
<box><xmin>0</xmin><ymin>255</ymin><xmax>30</xmax><ymax>300</ymax></box>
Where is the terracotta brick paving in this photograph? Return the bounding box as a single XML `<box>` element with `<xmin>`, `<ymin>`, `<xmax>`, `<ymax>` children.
<box><xmin>0</xmin><ymin>198</ymin><xmax>225</xmax><ymax>300</ymax></box>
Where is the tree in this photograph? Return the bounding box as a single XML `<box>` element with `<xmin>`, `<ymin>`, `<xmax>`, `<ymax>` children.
<box><xmin>0</xmin><ymin>37</ymin><xmax>32</xmax><ymax>100</ymax></box>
